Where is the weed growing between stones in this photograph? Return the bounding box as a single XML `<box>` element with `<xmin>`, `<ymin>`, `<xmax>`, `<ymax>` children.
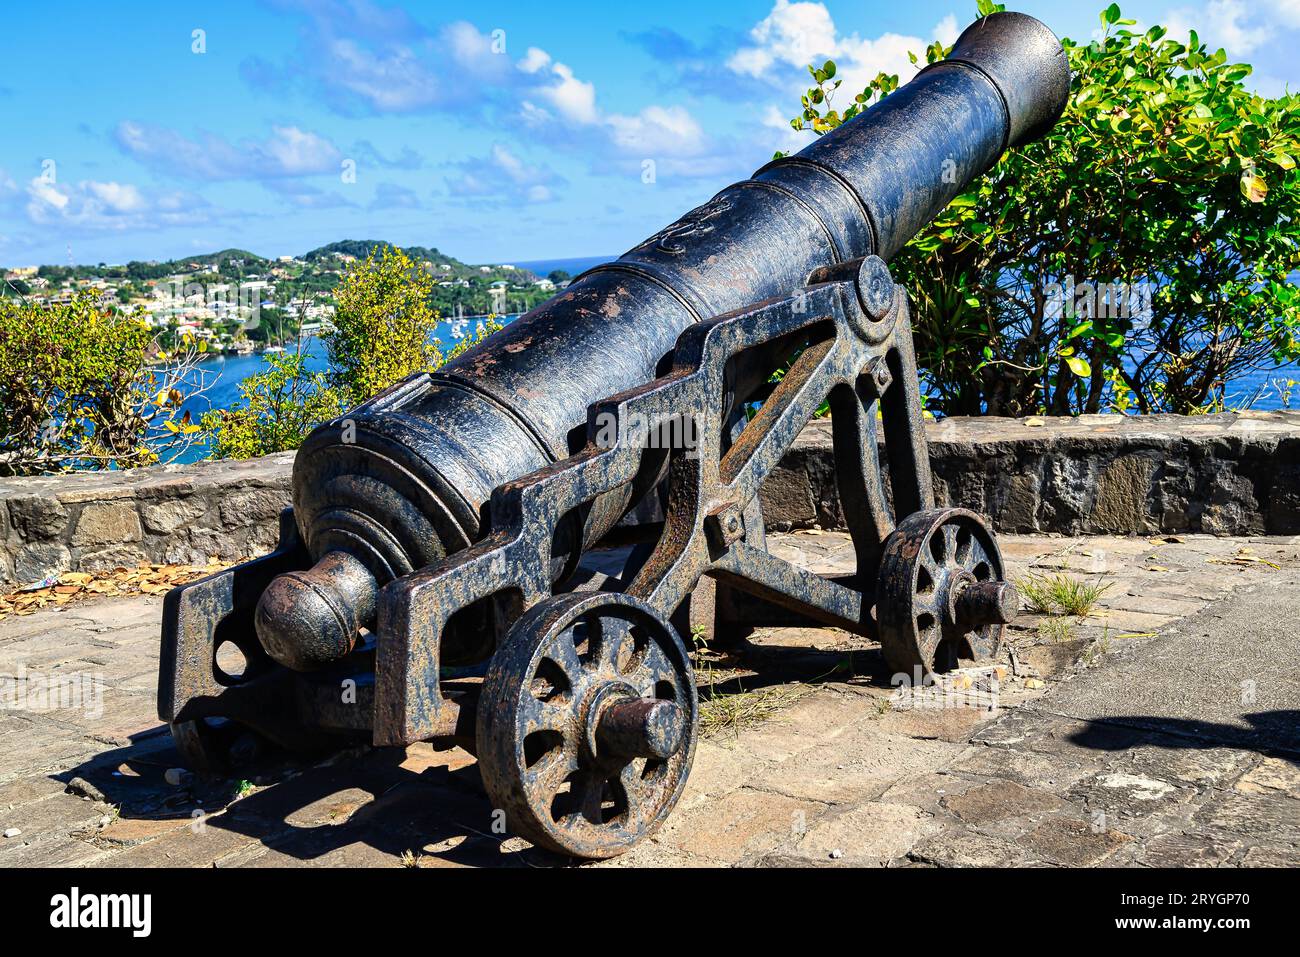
<box><xmin>1018</xmin><ymin>572</ymin><xmax>1112</xmax><ymax>617</ymax></box>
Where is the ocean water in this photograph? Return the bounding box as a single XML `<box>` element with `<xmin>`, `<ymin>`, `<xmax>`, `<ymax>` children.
<box><xmin>512</xmin><ymin>255</ymin><xmax>614</xmax><ymax>278</ymax></box>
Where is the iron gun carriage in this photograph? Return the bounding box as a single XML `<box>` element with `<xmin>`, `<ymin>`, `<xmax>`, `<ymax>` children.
<box><xmin>158</xmin><ymin>11</ymin><xmax>1069</xmax><ymax>858</ymax></box>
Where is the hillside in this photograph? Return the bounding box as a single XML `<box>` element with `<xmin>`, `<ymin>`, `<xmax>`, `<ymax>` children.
<box><xmin>7</xmin><ymin>240</ymin><xmax>530</xmax><ymax>282</ymax></box>
<box><xmin>302</xmin><ymin>240</ymin><xmax>463</xmax><ymax>267</ymax></box>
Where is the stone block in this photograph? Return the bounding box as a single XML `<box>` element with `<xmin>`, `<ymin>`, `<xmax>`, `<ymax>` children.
<box><xmin>218</xmin><ymin>488</ymin><xmax>290</xmax><ymax>527</ymax></box>
<box><xmin>758</xmin><ymin>465</ymin><xmax>817</xmax><ymax>528</ymax></box>
<box><xmin>791</xmin><ymin>801</ymin><xmax>944</xmax><ymax>864</ymax></box>
<box><xmin>1091</xmin><ymin>455</ymin><xmax>1155</xmax><ymax>533</ymax></box>
<box><xmin>1018</xmin><ymin>817</ymin><xmax>1132</xmax><ymax>866</ymax></box>
<box><xmin>8</xmin><ymin>495</ymin><xmax>68</xmax><ymax>540</ymax></box>
<box><xmin>78</xmin><ymin>544</ymin><xmax>148</xmax><ymax>573</ymax></box>
<box><xmin>940</xmin><ymin>778</ymin><xmax>1065</xmax><ymax>826</ymax></box>
<box><xmin>996</xmin><ymin>472</ymin><xmax>1040</xmax><ymax>532</ymax></box>
<box><xmin>14</xmin><ymin>542</ymin><xmax>71</xmax><ymax>582</ymax></box>
<box><xmin>140</xmin><ymin>497</ymin><xmax>209</xmax><ymax>534</ymax></box>
<box><xmin>71</xmin><ymin>502</ymin><xmax>143</xmax><ymax>546</ymax></box>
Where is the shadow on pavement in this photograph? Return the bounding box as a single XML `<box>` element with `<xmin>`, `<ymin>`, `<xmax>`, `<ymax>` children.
<box><xmin>1066</xmin><ymin>710</ymin><xmax>1300</xmax><ymax>765</ymax></box>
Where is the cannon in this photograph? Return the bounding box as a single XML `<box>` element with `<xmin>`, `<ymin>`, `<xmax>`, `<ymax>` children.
<box><xmin>158</xmin><ymin>11</ymin><xmax>1069</xmax><ymax>858</ymax></box>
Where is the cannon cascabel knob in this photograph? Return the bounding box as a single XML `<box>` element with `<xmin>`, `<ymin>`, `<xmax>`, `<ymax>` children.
<box><xmin>254</xmin><ymin>551</ymin><xmax>377</xmax><ymax>672</ymax></box>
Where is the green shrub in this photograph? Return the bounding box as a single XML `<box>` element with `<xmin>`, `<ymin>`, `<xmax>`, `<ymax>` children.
<box><xmin>0</xmin><ymin>293</ymin><xmax>202</xmax><ymax>475</ymax></box>
<box><xmin>200</xmin><ymin>350</ymin><xmax>346</xmax><ymax>460</ymax></box>
<box><xmin>790</xmin><ymin>2</ymin><xmax>1300</xmax><ymax>415</ymax></box>
<box><xmin>327</xmin><ymin>245</ymin><xmax>443</xmax><ymax>405</ymax></box>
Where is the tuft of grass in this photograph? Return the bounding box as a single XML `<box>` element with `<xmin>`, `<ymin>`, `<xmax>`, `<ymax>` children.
<box><xmin>399</xmin><ymin>849</ymin><xmax>422</xmax><ymax>868</ymax></box>
<box><xmin>699</xmin><ymin>683</ymin><xmax>816</xmax><ymax>739</ymax></box>
<box><xmin>1018</xmin><ymin>572</ymin><xmax>1112</xmax><ymax>617</ymax></box>
<box><xmin>690</xmin><ymin>623</ymin><xmax>821</xmax><ymax>738</ymax></box>
<box><xmin>1037</xmin><ymin>616</ymin><xmax>1075</xmax><ymax>644</ymax></box>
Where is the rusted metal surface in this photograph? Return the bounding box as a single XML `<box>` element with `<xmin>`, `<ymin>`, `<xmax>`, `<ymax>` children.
<box><xmin>157</xmin><ymin>11</ymin><xmax>1069</xmax><ymax>857</ymax></box>
<box><xmin>876</xmin><ymin>507</ymin><xmax>1010</xmax><ymax>676</ymax></box>
<box><xmin>476</xmin><ymin>593</ymin><xmax>696</xmax><ymax>859</ymax></box>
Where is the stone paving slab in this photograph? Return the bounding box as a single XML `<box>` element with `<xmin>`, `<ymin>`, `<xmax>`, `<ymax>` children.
<box><xmin>1037</xmin><ymin>573</ymin><xmax>1300</xmax><ymax>754</ymax></box>
<box><xmin>0</xmin><ymin>530</ymin><xmax>1297</xmax><ymax>868</ymax></box>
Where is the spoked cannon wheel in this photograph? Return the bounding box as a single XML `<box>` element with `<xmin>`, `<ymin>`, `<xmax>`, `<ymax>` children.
<box><xmin>476</xmin><ymin>592</ymin><xmax>697</xmax><ymax>859</ymax></box>
<box><xmin>876</xmin><ymin>507</ymin><xmax>1019</xmax><ymax>678</ymax></box>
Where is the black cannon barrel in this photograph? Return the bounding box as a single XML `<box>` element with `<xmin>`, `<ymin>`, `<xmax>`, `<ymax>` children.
<box><xmin>256</xmin><ymin>11</ymin><xmax>1069</xmax><ymax>672</ymax></box>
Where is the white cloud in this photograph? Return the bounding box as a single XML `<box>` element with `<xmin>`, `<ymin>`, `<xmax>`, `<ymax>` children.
<box><xmin>446</xmin><ymin>144</ymin><xmax>564</xmax><ymax>204</ymax></box>
<box><xmin>1273</xmin><ymin>0</ymin><xmax>1300</xmax><ymax>25</ymax></box>
<box><xmin>116</xmin><ymin>122</ymin><xmax>342</xmax><ymax>181</ymax></box>
<box><xmin>730</xmin><ymin>0</ymin><xmax>955</xmax><ymax>97</ymax></box>
<box><xmin>519</xmin><ymin>57</ymin><xmax>714</xmax><ymax>168</ymax></box>
<box><xmin>606</xmin><ymin>105</ymin><xmax>707</xmax><ymax>157</ymax></box>
<box><xmin>517</xmin><ymin>47</ymin><xmax>552</xmax><ymax>75</ymax></box>
<box><xmin>325</xmin><ymin>38</ymin><xmax>442</xmax><ymax>112</ymax></box>
<box><xmin>1163</xmin><ymin>0</ymin><xmax>1270</xmax><ymax>55</ymax></box>
<box><xmin>24</xmin><ymin>177</ymin><xmax>208</xmax><ymax>230</ymax></box>
<box><xmin>536</xmin><ymin>62</ymin><xmax>599</xmax><ymax>125</ymax></box>
<box><xmin>242</xmin><ymin>13</ymin><xmax>513</xmax><ymax>114</ymax></box>
<box><xmin>83</xmin><ymin>181</ymin><xmax>146</xmax><ymax>214</ymax></box>
<box><xmin>728</xmin><ymin>0</ymin><xmax>839</xmax><ymax>78</ymax></box>
<box><xmin>725</xmin><ymin>1</ymin><xmax>963</xmax><ymax>162</ymax></box>
<box><xmin>934</xmin><ymin>14</ymin><xmax>960</xmax><ymax>48</ymax></box>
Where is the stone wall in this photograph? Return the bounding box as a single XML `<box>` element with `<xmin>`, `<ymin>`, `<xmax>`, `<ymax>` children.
<box><xmin>3</xmin><ymin>412</ymin><xmax>1299</xmax><ymax>584</ymax></box>
<box><xmin>0</xmin><ymin>453</ymin><xmax>294</xmax><ymax>584</ymax></box>
<box><xmin>759</xmin><ymin>411</ymin><xmax>1300</xmax><ymax>538</ymax></box>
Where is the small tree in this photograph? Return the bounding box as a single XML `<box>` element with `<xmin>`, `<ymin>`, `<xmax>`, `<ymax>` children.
<box><xmin>202</xmin><ymin>248</ymin><xmax>504</xmax><ymax>459</ymax></box>
<box><xmin>791</xmin><ymin>2</ymin><xmax>1300</xmax><ymax>415</ymax></box>
<box><xmin>0</xmin><ymin>292</ymin><xmax>207</xmax><ymax>475</ymax></box>
<box><xmin>328</xmin><ymin>245</ymin><xmax>443</xmax><ymax>404</ymax></box>
<box><xmin>201</xmin><ymin>349</ymin><xmax>346</xmax><ymax>460</ymax></box>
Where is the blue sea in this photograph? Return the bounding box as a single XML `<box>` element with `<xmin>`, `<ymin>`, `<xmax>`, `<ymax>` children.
<box><xmin>512</xmin><ymin>255</ymin><xmax>613</xmax><ymax>278</ymax></box>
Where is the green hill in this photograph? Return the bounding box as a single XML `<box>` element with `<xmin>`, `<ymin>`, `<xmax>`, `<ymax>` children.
<box><xmin>303</xmin><ymin>240</ymin><xmax>462</xmax><ymax>266</ymax></box>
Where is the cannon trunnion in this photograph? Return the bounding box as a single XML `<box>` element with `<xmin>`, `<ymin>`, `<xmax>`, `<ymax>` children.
<box><xmin>157</xmin><ymin>12</ymin><xmax>1068</xmax><ymax>858</ymax></box>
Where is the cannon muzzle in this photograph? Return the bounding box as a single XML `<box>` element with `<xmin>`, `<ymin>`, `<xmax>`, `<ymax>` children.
<box><xmin>255</xmin><ymin>11</ymin><xmax>1069</xmax><ymax>672</ymax></box>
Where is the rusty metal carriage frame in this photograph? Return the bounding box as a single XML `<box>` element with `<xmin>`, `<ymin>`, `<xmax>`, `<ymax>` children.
<box><xmin>372</xmin><ymin>255</ymin><xmax>935</xmax><ymax>747</ymax></box>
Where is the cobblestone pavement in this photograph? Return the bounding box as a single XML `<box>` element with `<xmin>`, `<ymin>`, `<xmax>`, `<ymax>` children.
<box><xmin>0</xmin><ymin>531</ymin><xmax>1296</xmax><ymax>868</ymax></box>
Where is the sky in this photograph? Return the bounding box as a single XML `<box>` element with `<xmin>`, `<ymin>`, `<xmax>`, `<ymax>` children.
<box><xmin>2</xmin><ymin>0</ymin><xmax>1299</xmax><ymax>268</ymax></box>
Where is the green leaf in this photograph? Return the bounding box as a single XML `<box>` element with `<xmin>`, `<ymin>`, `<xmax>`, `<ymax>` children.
<box><xmin>1241</xmin><ymin>169</ymin><xmax>1269</xmax><ymax>202</ymax></box>
<box><xmin>1065</xmin><ymin>355</ymin><xmax>1092</xmax><ymax>378</ymax></box>
<box><xmin>1103</xmin><ymin>3</ymin><xmax>1121</xmax><ymax>26</ymax></box>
